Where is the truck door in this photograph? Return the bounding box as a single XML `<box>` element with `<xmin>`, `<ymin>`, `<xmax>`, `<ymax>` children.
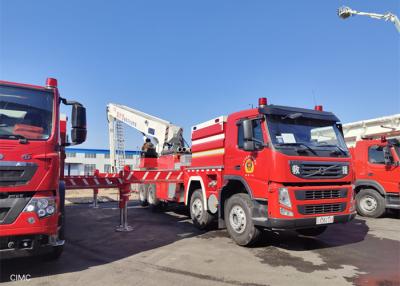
<box><xmin>225</xmin><ymin>117</ymin><xmax>270</xmax><ymax>199</ymax></box>
<box><xmin>367</xmin><ymin>144</ymin><xmax>399</xmax><ymax>194</ymax></box>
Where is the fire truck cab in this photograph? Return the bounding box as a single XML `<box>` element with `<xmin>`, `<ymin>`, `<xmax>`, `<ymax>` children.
<box><xmin>0</xmin><ymin>78</ymin><xmax>86</xmax><ymax>259</ymax></box>
<box><xmin>351</xmin><ymin>137</ymin><xmax>400</xmax><ymax>217</ymax></box>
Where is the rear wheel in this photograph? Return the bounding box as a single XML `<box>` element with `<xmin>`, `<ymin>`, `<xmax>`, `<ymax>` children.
<box><xmin>356</xmin><ymin>189</ymin><xmax>386</xmax><ymax>218</ymax></box>
<box><xmin>296</xmin><ymin>226</ymin><xmax>327</xmax><ymax>237</ymax></box>
<box><xmin>224</xmin><ymin>193</ymin><xmax>260</xmax><ymax>246</ymax></box>
<box><xmin>138</xmin><ymin>185</ymin><xmax>149</xmax><ymax>207</ymax></box>
<box><xmin>190</xmin><ymin>189</ymin><xmax>213</xmax><ymax>229</ymax></box>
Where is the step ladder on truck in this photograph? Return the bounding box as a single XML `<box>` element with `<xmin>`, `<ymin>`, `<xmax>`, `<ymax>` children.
<box><xmin>106</xmin><ymin>98</ymin><xmax>356</xmax><ymax>246</ymax></box>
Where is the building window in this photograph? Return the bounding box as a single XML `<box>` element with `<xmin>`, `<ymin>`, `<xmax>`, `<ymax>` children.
<box><xmin>85</xmin><ymin>153</ymin><xmax>97</xmax><ymax>158</ymax></box>
<box><xmin>66</xmin><ymin>152</ymin><xmax>76</xmax><ymax>158</ymax></box>
<box><xmin>84</xmin><ymin>164</ymin><xmax>96</xmax><ymax>175</ymax></box>
<box><xmin>104</xmin><ymin>164</ymin><xmax>111</xmax><ymax>173</ymax></box>
<box><xmin>104</xmin><ymin>153</ymin><xmax>110</xmax><ymax>159</ymax></box>
<box><xmin>126</xmin><ymin>154</ymin><xmax>134</xmax><ymax>159</ymax></box>
<box><xmin>368</xmin><ymin>145</ymin><xmax>385</xmax><ymax>164</ymax></box>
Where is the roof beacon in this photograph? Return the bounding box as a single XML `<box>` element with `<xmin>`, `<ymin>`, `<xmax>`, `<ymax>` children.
<box><xmin>315</xmin><ymin>105</ymin><xmax>323</xmax><ymax>111</ymax></box>
<box><xmin>258</xmin><ymin>97</ymin><xmax>267</xmax><ymax>108</ymax></box>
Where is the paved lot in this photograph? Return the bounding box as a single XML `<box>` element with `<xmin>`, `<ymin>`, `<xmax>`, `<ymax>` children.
<box><xmin>1</xmin><ymin>199</ymin><xmax>399</xmax><ymax>286</ymax></box>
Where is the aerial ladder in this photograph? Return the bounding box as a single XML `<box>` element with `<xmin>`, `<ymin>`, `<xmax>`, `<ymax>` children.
<box><xmin>338</xmin><ymin>6</ymin><xmax>400</xmax><ymax>33</ymax></box>
<box><xmin>342</xmin><ymin>114</ymin><xmax>400</xmax><ymax>147</ymax></box>
<box><xmin>107</xmin><ymin>103</ymin><xmax>184</xmax><ymax>171</ymax></box>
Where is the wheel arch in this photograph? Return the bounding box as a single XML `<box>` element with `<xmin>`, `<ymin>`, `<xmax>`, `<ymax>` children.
<box><xmin>219</xmin><ymin>176</ymin><xmax>253</xmax><ymax>220</ymax></box>
<box><xmin>354</xmin><ymin>179</ymin><xmax>386</xmax><ymax>197</ymax></box>
<box><xmin>185</xmin><ymin>176</ymin><xmax>208</xmax><ymax>211</ymax></box>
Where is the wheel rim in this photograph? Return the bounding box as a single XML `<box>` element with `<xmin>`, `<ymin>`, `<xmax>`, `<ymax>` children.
<box><xmin>229</xmin><ymin>205</ymin><xmax>247</xmax><ymax>234</ymax></box>
<box><xmin>360</xmin><ymin>195</ymin><xmax>378</xmax><ymax>212</ymax></box>
<box><xmin>148</xmin><ymin>186</ymin><xmax>155</xmax><ymax>204</ymax></box>
<box><xmin>191</xmin><ymin>198</ymin><xmax>203</xmax><ymax>219</ymax></box>
<box><xmin>139</xmin><ymin>187</ymin><xmax>146</xmax><ymax>201</ymax></box>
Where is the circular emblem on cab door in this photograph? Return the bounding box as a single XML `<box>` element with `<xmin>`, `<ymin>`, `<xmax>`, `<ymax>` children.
<box><xmin>0</xmin><ymin>154</ymin><xmax>4</xmax><ymax>160</ymax></box>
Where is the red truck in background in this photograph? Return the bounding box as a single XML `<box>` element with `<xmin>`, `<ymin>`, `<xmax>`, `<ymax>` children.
<box><xmin>134</xmin><ymin>98</ymin><xmax>356</xmax><ymax>246</ymax></box>
<box><xmin>351</xmin><ymin>137</ymin><xmax>400</xmax><ymax>217</ymax></box>
<box><xmin>0</xmin><ymin>78</ymin><xmax>86</xmax><ymax>259</ymax></box>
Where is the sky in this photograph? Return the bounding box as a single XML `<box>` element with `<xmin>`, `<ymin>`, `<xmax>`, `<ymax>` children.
<box><xmin>1</xmin><ymin>0</ymin><xmax>399</xmax><ymax>150</ymax></box>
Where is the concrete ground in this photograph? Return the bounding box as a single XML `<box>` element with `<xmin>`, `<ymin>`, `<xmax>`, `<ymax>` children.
<box><xmin>1</xmin><ymin>192</ymin><xmax>399</xmax><ymax>286</ymax></box>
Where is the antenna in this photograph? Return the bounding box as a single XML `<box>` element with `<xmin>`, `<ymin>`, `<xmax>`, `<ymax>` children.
<box><xmin>312</xmin><ymin>90</ymin><xmax>317</xmax><ymax>106</ymax></box>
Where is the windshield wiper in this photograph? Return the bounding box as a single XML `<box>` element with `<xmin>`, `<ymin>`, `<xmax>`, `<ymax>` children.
<box><xmin>316</xmin><ymin>144</ymin><xmax>348</xmax><ymax>156</ymax></box>
<box><xmin>275</xmin><ymin>143</ymin><xmax>318</xmax><ymax>155</ymax></box>
<box><xmin>0</xmin><ymin>134</ymin><xmax>29</xmax><ymax>143</ymax></box>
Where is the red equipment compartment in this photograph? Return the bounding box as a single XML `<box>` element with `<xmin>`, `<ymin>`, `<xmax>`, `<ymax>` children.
<box><xmin>191</xmin><ymin>116</ymin><xmax>226</xmax><ymax>168</ymax></box>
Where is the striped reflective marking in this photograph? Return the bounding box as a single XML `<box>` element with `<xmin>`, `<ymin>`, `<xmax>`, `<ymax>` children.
<box><xmin>166</xmin><ymin>172</ymin><xmax>172</xmax><ymax>180</ymax></box>
<box><xmin>154</xmin><ymin>172</ymin><xmax>161</xmax><ymax>180</ymax></box>
<box><xmin>127</xmin><ymin>172</ymin><xmax>133</xmax><ymax>180</ymax></box>
<box><xmin>142</xmin><ymin>171</ymin><xmax>149</xmax><ymax>180</ymax></box>
<box><xmin>177</xmin><ymin>172</ymin><xmax>183</xmax><ymax>180</ymax></box>
<box><xmin>83</xmin><ymin>179</ymin><xmax>89</xmax><ymax>186</ymax></box>
<box><xmin>192</xmin><ymin>148</ymin><xmax>225</xmax><ymax>158</ymax></box>
<box><xmin>94</xmin><ymin>178</ymin><xmax>99</xmax><ymax>185</ymax></box>
<box><xmin>192</xmin><ymin>133</ymin><xmax>225</xmax><ymax>146</ymax></box>
<box><xmin>70</xmin><ymin>179</ymin><xmax>76</xmax><ymax>186</ymax></box>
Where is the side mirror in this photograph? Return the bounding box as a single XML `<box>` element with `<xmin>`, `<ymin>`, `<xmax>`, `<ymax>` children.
<box><xmin>243</xmin><ymin>119</ymin><xmax>253</xmax><ymax>141</ymax></box>
<box><xmin>71</xmin><ymin>104</ymin><xmax>87</xmax><ymax>144</ymax></box>
<box><xmin>243</xmin><ymin>141</ymin><xmax>255</xmax><ymax>151</ymax></box>
<box><xmin>383</xmin><ymin>146</ymin><xmax>393</xmax><ymax>166</ymax></box>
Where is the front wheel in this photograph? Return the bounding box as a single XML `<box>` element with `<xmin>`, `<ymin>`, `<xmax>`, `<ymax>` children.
<box><xmin>224</xmin><ymin>193</ymin><xmax>260</xmax><ymax>246</ymax></box>
<box><xmin>356</xmin><ymin>189</ymin><xmax>386</xmax><ymax>218</ymax></box>
<box><xmin>296</xmin><ymin>226</ymin><xmax>327</xmax><ymax>237</ymax></box>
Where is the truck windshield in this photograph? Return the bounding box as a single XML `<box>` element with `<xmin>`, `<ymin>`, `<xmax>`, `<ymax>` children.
<box><xmin>266</xmin><ymin>114</ymin><xmax>348</xmax><ymax>157</ymax></box>
<box><xmin>0</xmin><ymin>85</ymin><xmax>54</xmax><ymax>140</ymax></box>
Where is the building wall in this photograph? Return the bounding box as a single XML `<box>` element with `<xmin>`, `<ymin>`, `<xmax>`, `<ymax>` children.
<box><xmin>65</xmin><ymin>148</ymin><xmax>141</xmax><ymax>175</ymax></box>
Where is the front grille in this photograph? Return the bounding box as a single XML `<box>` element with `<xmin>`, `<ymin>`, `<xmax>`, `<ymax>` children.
<box><xmin>290</xmin><ymin>161</ymin><xmax>349</xmax><ymax>179</ymax></box>
<box><xmin>295</xmin><ymin>189</ymin><xmax>347</xmax><ymax>200</ymax></box>
<box><xmin>298</xmin><ymin>203</ymin><xmax>346</xmax><ymax>215</ymax></box>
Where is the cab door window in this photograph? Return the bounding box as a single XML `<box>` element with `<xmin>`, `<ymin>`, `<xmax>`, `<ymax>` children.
<box><xmin>368</xmin><ymin>145</ymin><xmax>385</xmax><ymax>165</ymax></box>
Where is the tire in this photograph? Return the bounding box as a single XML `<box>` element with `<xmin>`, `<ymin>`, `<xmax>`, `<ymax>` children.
<box><xmin>224</xmin><ymin>193</ymin><xmax>261</xmax><ymax>246</ymax></box>
<box><xmin>296</xmin><ymin>226</ymin><xmax>327</xmax><ymax>237</ymax></box>
<box><xmin>138</xmin><ymin>185</ymin><xmax>149</xmax><ymax>207</ymax></box>
<box><xmin>356</xmin><ymin>188</ymin><xmax>386</xmax><ymax>218</ymax></box>
<box><xmin>190</xmin><ymin>189</ymin><xmax>213</xmax><ymax>230</ymax></box>
<box><xmin>147</xmin><ymin>184</ymin><xmax>162</xmax><ymax>212</ymax></box>
<box><xmin>43</xmin><ymin>191</ymin><xmax>65</xmax><ymax>261</ymax></box>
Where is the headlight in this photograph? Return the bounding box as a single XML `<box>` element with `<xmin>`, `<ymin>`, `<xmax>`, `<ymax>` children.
<box><xmin>23</xmin><ymin>197</ymin><xmax>56</xmax><ymax>219</ymax></box>
<box><xmin>279</xmin><ymin>187</ymin><xmax>292</xmax><ymax>208</ymax></box>
<box><xmin>37</xmin><ymin>198</ymin><xmax>49</xmax><ymax>209</ymax></box>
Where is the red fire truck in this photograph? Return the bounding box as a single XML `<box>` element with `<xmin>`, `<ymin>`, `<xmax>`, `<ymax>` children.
<box><xmin>113</xmin><ymin>98</ymin><xmax>356</xmax><ymax>246</ymax></box>
<box><xmin>0</xmin><ymin>78</ymin><xmax>86</xmax><ymax>259</ymax></box>
<box><xmin>351</xmin><ymin>137</ymin><xmax>400</xmax><ymax>217</ymax></box>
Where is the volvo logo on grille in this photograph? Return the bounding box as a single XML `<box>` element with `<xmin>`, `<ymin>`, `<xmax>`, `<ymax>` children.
<box><xmin>318</xmin><ymin>167</ymin><xmax>326</xmax><ymax>175</ymax></box>
<box><xmin>0</xmin><ymin>153</ymin><xmax>3</xmax><ymax>160</ymax></box>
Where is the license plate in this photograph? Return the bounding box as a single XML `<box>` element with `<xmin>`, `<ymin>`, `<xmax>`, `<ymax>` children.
<box><xmin>316</xmin><ymin>216</ymin><xmax>334</xmax><ymax>225</ymax></box>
